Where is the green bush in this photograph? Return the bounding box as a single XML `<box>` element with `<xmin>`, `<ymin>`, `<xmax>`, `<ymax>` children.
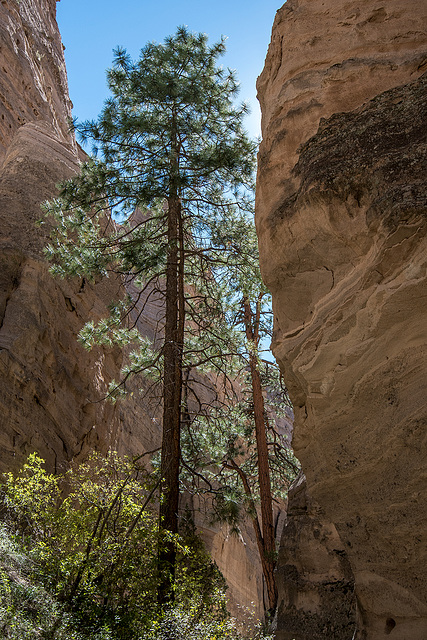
<box><xmin>0</xmin><ymin>523</ymin><xmax>111</xmax><ymax>639</ymax></box>
<box><xmin>0</xmin><ymin>452</ymin><xmax>272</xmax><ymax>640</ymax></box>
<box><xmin>142</xmin><ymin>606</ymin><xmax>273</xmax><ymax>640</ymax></box>
<box><xmin>1</xmin><ymin>451</ymin><xmax>160</xmax><ymax>637</ymax></box>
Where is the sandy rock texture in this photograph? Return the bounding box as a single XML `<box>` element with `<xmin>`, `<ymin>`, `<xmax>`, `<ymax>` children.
<box><xmin>0</xmin><ymin>0</ymin><xmax>161</xmax><ymax>471</ymax></box>
<box><xmin>183</xmin><ymin>493</ymin><xmax>286</xmax><ymax>623</ymax></box>
<box><xmin>257</xmin><ymin>1</ymin><xmax>427</xmax><ymax>638</ymax></box>
<box><xmin>0</xmin><ymin>0</ymin><xmax>74</xmax><ymax>160</ymax></box>
<box><xmin>275</xmin><ymin>474</ymin><xmax>355</xmax><ymax>640</ymax></box>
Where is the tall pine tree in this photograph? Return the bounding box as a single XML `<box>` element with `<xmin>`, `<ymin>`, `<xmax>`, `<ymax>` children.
<box><xmin>45</xmin><ymin>27</ymin><xmax>256</xmax><ymax>602</ymax></box>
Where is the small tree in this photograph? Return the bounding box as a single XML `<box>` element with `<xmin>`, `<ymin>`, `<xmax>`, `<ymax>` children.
<box><xmin>45</xmin><ymin>26</ymin><xmax>256</xmax><ymax>602</ymax></box>
<box><xmin>177</xmin><ymin>219</ymin><xmax>299</xmax><ymax>616</ymax></box>
<box><xmin>233</xmin><ymin>296</ymin><xmax>297</xmax><ymax>615</ymax></box>
<box><xmin>179</xmin><ymin>314</ymin><xmax>299</xmax><ymax>616</ymax></box>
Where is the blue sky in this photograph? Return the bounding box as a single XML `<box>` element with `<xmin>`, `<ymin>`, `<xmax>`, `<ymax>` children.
<box><xmin>56</xmin><ymin>1</ymin><xmax>282</xmax><ymax>140</ymax></box>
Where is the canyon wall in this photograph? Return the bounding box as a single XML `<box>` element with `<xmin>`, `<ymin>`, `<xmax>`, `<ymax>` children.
<box><xmin>257</xmin><ymin>1</ymin><xmax>427</xmax><ymax>638</ymax></box>
<box><xmin>276</xmin><ymin>474</ymin><xmax>356</xmax><ymax>640</ymax></box>
<box><xmin>0</xmin><ymin>0</ymin><xmax>160</xmax><ymax>471</ymax></box>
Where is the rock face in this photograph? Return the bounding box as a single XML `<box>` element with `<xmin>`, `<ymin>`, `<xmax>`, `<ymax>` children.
<box><xmin>0</xmin><ymin>1</ymin><xmax>174</xmax><ymax>475</ymax></box>
<box><xmin>257</xmin><ymin>1</ymin><xmax>427</xmax><ymax>638</ymax></box>
<box><xmin>184</xmin><ymin>493</ymin><xmax>286</xmax><ymax>622</ymax></box>
<box><xmin>0</xmin><ymin>0</ymin><xmax>73</xmax><ymax>160</ymax></box>
<box><xmin>276</xmin><ymin>474</ymin><xmax>356</xmax><ymax>640</ymax></box>
<box><xmin>1</xmin><ymin>0</ymin><xmax>120</xmax><ymax>470</ymax></box>
<box><xmin>0</xmin><ymin>0</ymin><xmax>165</xmax><ymax>471</ymax></box>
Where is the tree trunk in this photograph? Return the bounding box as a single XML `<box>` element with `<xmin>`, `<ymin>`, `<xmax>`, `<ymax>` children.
<box><xmin>243</xmin><ymin>297</ymin><xmax>278</xmax><ymax>614</ymax></box>
<box><xmin>157</xmin><ymin>106</ymin><xmax>186</xmax><ymax>604</ymax></box>
<box><xmin>158</xmin><ymin>193</ymin><xmax>183</xmax><ymax>604</ymax></box>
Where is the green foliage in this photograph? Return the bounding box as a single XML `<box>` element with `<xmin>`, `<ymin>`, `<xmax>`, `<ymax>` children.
<box><xmin>175</xmin><ymin>511</ymin><xmax>228</xmax><ymax>613</ymax></box>
<box><xmin>2</xmin><ymin>453</ymin><xmax>60</xmax><ymax>539</ymax></box>
<box><xmin>1</xmin><ymin>453</ymin><xmax>269</xmax><ymax>639</ymax></box>
<box><xmin>42</xmin><ymin>26</ymin><xmax>257</xmax><ymax>390</ymax></box>
<box><xmin>77</xmin><ymin>27</ymin><xmax>255</xmax><ymax>209</ymax></box>
<box><xmin>0</xmin><ymin>522</ymin><xmax>273</xmax><ymax>640</ymax></box>
<box><xmin>1</xmin><ymin>452</ymin><xmax>159</xmax><ymax>636</ymax></box>
<box><xmin>180</xmin><ymin>376</ymin><xmax>299</xmax><ymax>533</ymax></box>
<box><xmin>0</xmin><ymin>524</ymin><xmax>108</xmax><ymax>640</ymax></box>
<box><xmin>41</xmin><ymin>23</ymin><xmax>298</xmax><ymax>619</ymax></box>
<box><xmin>143</xmin><ymin>606</ymin><xmax>273</xmax><ymax>640</ymax></box>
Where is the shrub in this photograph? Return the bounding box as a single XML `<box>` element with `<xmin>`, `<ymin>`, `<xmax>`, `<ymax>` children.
<box><xmin>0</xmin><ymin>523</ymin><xmax>111</xmax><ymax>639</ymax></box>
<box><xmin>0</xmin><ymin>452</ymin><xmax>271</xmax><ymax>639</ymax></box>
<box><xmin>142</xmin><ymin>605</ymin><xmax>273</xmax><ymax>640</ymax></box>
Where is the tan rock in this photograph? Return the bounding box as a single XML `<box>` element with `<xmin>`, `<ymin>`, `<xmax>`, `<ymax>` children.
<box><xmin>184</xmin><ymin>493</ymin><xmax>286</xmax><ymax>622</ymax></box>
<box><xmin>0</xmin><ymin>121</ymin><xmax>161</xmax><ymax>467</ymax></box>
<box><xmin>0</xmin><ymin>0</ymin><xmax>165</xmax><ymax>470</ymax></box>
<box><xmin>276</xmin><ymin>474</ymin><xmax>356</xmax><ymax>640</ymax></box>
<box><xmin>257</xmin><ymin>1</ymin><xmax>427</xmax><ymax>638</ymax></box>
<box><xmin>0</xmin><ymin>0</ymin><xmax>75</xmax><ymax>163</ymax></box>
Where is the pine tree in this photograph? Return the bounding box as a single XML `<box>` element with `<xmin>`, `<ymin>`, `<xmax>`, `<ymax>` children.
<box><xmin>177</xmin><ymin>218</ymin><xmax>300</xmax><ymax>616</ymax></box>
<box><xmin>44</xmin><ymin>26</ymin><xmax>256</xmax><ymax>603</ymax></box>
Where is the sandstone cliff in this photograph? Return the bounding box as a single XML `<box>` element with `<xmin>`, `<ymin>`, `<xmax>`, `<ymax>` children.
<box><xmin>257</xmin><ymin>1</ymin><xmax>427</xmax><ymax>638</ymax></box>
<box><xmin>0</xmin><ymin>0</ymin><xmax>161</xmax><ymax>471</ymax></box>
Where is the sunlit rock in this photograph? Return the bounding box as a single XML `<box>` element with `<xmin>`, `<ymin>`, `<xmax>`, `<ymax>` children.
<box><xmin>257</xmin><ymin>1</ymin><xmax>427</xmax><ymax>637</ymax></box>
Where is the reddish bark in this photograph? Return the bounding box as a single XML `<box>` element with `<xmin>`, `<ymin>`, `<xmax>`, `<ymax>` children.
<box><xmin>158</xmin><ymin>112</ymin><xmax>185</xmax><ymax>604</ymax></box>
<box><xmin>243</xmin><ymin>295</ymin><xmax>278</xmax><ymax>614</ymax></box>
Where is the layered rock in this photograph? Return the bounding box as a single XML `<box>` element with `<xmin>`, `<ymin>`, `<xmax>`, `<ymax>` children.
<box><xmin>185</xmin><ymin>492</ymin><xmax>286</xmax><ymax>622</ymax></box>
<box><xmin>0</xmin><ymin>0</ymin><xmax>168</xmax><ymax>471</ymax></box>
<box><xmin>257</xmin><ymin>1</ymin><xmax>427</xmax><ymax>638</ymax></box>
<box><xmin>0</xmin><ymin>0</ymin><xmax>74</xmax><ymax>160</ymax></box>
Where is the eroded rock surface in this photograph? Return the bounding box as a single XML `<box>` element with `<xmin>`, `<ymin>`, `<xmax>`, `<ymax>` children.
<box><xmin>257</xmin><ymin>1</ymin><xmax>427</xmax><ymax>638</ymax></box>
<box><xmin>276</xmin><ymin>474</ymin><xmax>356</xmax><ymax>640</ymax></box>
<box><xmin>0</xmin><ymin>0</ymin><xmax>74</xmax><ymax>161</ymax></box>
<box><xmin>0</xmin><ymin>0</ymin><xmax>163</xmax><ymax>469</ymax></box>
